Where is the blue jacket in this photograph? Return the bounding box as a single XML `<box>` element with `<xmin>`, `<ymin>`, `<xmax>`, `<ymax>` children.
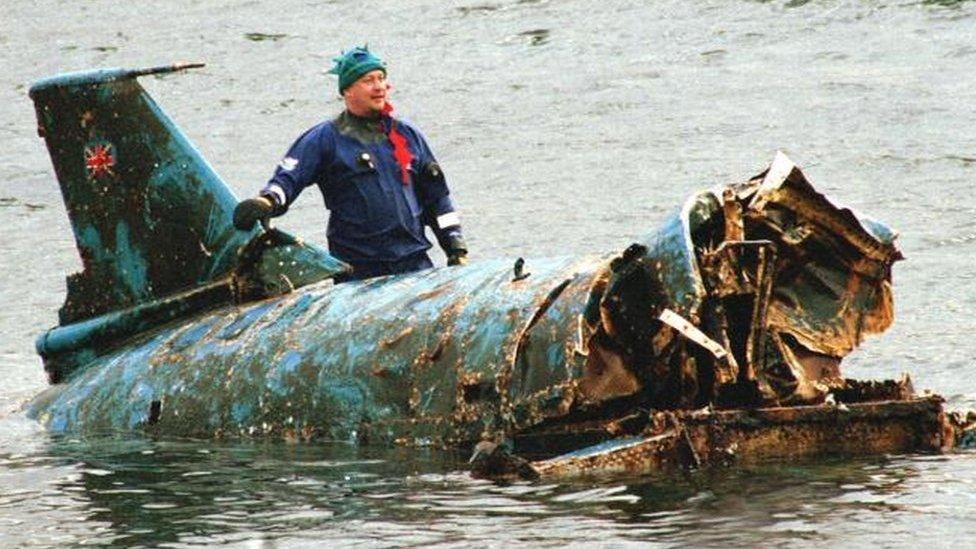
<box><xmin>262</xmin><ymin>111</ymin><xmax>462</xmax><ymax>264</ymax></box>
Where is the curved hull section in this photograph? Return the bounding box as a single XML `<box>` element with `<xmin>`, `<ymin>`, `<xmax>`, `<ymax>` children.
<box><xmin>29</xmin><ymin>256</ymin><xmax>606</xmax><ymax>443</ymax></box>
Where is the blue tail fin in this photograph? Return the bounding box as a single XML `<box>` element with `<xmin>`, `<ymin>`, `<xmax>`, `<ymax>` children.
<box><xmin>30</xmin><ymin>64</ymin><xmax>253</xmax><ymax>325</ymax></box>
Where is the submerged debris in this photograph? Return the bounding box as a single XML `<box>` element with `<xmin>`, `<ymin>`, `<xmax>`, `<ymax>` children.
<box><xmin>469</xmin><ymin>440</ymin><xmax>539</xmax><ymax>481</ymax></box>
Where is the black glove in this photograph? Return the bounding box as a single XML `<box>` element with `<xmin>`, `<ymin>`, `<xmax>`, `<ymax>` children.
<box><xmin>444</xmin><ymin>233</ymin><xmax>468</xmax><ymax>266</ymax></box>
<box><xmin>233</xmin><ymin>196</ymin><xmax>274</xmax><ymax>231</ymax></box>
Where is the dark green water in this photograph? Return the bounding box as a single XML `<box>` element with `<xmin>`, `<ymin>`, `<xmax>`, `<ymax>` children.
<box><xmin>3</xmin><ymin>0</ymin><xmax>976</xmax><ymax>545</ymax></box>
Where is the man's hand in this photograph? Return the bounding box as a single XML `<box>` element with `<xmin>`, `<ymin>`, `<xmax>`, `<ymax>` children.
<box><xmin>444</xmin><ymin>233</ymin><xmax>468</xmax><ymax>266</ymax></box>
<box><xmin>233</xmin><ymin>196</ymin><xmax>274</xmax><ymax>231</ymax></box>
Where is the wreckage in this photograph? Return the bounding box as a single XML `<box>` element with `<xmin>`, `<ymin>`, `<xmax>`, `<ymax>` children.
<box><xmin>25</xmin><ymin>64</ymin><xmax>975</xmax><ymax>479</ymax></box>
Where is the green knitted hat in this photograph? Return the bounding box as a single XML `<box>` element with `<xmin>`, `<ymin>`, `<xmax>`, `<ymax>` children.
<box><xmin>329</xmin><ymin>46</ymin><xmax>387</xmax><ymax>93</ymax></box>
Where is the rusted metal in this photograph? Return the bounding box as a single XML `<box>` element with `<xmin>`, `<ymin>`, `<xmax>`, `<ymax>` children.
<box><xmin>530</xmin><ymin>395</ymin><xmax>953</xmax><ymax>479</ymax></box>
<box><xmin>22</xmin><ymin>65</ymin><xmax>974</xmax><ymax>481</ymax></box>
<box><xmin>722</xmin><ymin>187</ymin><xmax>745</xmax><ymax>243</ymax></box>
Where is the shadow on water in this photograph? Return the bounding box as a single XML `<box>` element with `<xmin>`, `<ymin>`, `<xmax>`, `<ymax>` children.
<box><xmin>24</xmin><ymin>432</ymin><xmax>926</xmax><ymax>545</ymax></box>
<box><xmin>38</xmin><ymin>435</ymin><xmax>464</xmax><ymax>545</ymax></box>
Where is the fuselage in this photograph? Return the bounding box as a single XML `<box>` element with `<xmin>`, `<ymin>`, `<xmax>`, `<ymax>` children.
<box><xmin>28</xmin><ymin>255</ymin><xmax>607</xmax><ymax>444</ymax></box>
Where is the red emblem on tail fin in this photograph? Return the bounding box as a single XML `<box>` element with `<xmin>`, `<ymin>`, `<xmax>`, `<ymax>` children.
<box><xmin>84</xmin><ymin>143</ymin><xmax>116</xmax><ymax>180</ymax></box>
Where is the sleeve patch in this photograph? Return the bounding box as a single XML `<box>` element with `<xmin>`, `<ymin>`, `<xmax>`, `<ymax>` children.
<box><xmin>279</xmin><ymin>157</ymin><xmax>299</xmax><ymax>171</ymax></box>
<box><xmin>437</xmin><ymin>211</ymin><xmax>461</xmax><ymax>229</ymax></box>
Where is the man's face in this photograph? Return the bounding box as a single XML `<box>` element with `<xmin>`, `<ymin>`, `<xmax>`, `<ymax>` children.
<box><xmin>343</xmin><ymin>69</ymin><xmax>389</xmax><ymax>117</ymax></box>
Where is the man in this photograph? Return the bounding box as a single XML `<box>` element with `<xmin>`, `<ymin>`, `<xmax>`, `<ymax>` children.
<box><xmin>233</xmin><ymin>46</ymin><xmax>467</xmax><ymax>282</ymax></box>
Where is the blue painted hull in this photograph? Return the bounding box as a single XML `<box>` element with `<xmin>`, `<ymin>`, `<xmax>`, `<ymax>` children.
<box><xmin>29</xmin><ymin>255</ymin><xmax>607</xmax><ymax>443</ymax></box>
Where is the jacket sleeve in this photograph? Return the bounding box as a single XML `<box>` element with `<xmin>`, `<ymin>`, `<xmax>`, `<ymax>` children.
<box><xmin>411</xmin><ymin>127</ymin><xmax>465</xmax><ymax>253</ymax></box>
<box><xmin>260</xmin><ymin>124</ymin><xmax>330</xmax><ymax>214</ymax></box>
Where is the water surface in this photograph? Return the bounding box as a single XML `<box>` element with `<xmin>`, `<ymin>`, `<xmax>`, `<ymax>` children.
<box><xmin>2</xmin><ymin>0</ymin><xmax>975</xmax><ymax>545</ymax></box>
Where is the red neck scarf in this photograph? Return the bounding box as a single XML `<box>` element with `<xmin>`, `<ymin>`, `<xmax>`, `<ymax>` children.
<box><xmin>381</xmin><ymin>102</ymin><xmax>414</xmax><ymax>185</ymax></box>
